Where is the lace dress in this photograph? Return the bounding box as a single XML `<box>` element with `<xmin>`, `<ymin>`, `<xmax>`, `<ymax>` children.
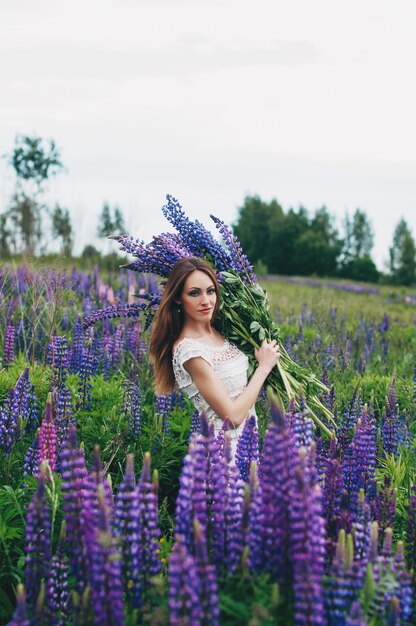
<box><xmin>172</xmin><ymin>337</ymin><xmax>256</xmax><ymax>457</ymax></box>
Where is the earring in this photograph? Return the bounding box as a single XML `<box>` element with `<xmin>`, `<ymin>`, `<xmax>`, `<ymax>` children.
<box><xmin>177</xmin><ymin>304</ymin><xmax>182</xmax><ymax>313</ymax></box>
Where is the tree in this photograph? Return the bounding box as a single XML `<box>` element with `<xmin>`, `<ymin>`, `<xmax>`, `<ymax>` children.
<box><xmin>97</xmin><ymin>203</ymin><xmax>126</xmax><ymax>240</ymax></box>
<box><xmin>11</xmin><ymin>135</ymin><xmax>63</xmax><ymax>189</ymax></box>
<box><xmin>389</xmin><ymin>219</ymin><xmax>416</xmax><ymax>286</ymax></box>
<box><xmin>233</xmin><ymin>196</ymin><xmax>282</xmax><ymax>267</ymax></box>
<box><xmin>51</xmin><ymin>205</ymin><xmax>73</xmax><ymax>256</ymax></box>
<box><xmin>3</xmin><ymin>134</ymin><xmax>64</xmax><ymax>255</ymax></box>
<box><xmin>0</xmin><ymin>212</ymin><xmax>11</xmax><ymax>258</ymax></box>
<box><xmin>341</xmin><ymin>208</ymin><xmax>374</xmax><ymax>262</ymax></box>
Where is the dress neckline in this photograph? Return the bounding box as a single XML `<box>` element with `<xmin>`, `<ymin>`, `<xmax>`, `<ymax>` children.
<box><xmin>174</xmin><ymin>336</ymin><xmax>229</xmax><ymax>352</ymax></box>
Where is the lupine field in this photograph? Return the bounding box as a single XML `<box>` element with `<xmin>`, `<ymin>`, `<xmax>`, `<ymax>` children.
<box><xmin>1</xmin><ymin>257</ymin><xmax>416</xmax><ymax>626</ymax></box>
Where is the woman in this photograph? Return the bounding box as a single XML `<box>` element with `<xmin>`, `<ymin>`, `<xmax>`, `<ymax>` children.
<box><xmin>149</xmin><ymin>257</ymin><xmax>279</xmax><ymax>456</ymax></box>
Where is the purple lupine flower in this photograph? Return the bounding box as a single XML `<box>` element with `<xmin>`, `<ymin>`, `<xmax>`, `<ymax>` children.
<box><xmin>55</xmin><ymin>386</ymin><xmax>75</xmax><ymax>472</ymax></box>
<box><xmin>162</xmin><ymin>195</ymin><xmax>231</xmax><ymax>273</ymax></box>
<box><xmin>175</xmin><ymin>433</ymin><xmax>211</xmax><ymax>553</ymax></box>
<box><xmin>351</xmin><ymin>405</ymin><xmax>376</xmax><ymax>494</ymax></box>
<box><xmin>47</xmin><ymin>335</ymin><xmax>69</xmax><ymax>390</ymax></box>
<box><xmin>69</xmin><ymin>317</ymin><xmax>84</xmax><ymax>374</ymax></box>
<box><xmin>168</xmin><ymin>535</ymin><xmax>203</xmax><ymax>625</ymax></box>
<box><xmin>60</xmin><ymin>426</ymin><xmax>90</xmax><ymax>590</ymax></box>
<box><xmin>193</xmin><ymin>521</ymin><xmax>221</xmax><ymax>626</ymax></box>
<box><xmin>0</xmin><ymin>389</ymin><xmax>18</xmax><ymax>452</ymax></box>
<box><xmin>242</xmin><ymin>461</ymin><xmax>262</xmax><ymax>566</ymax></box>
<box><xmin>25</xmin><ymin>466</ymin><xmax>52</xmax><ymax>612</ymax></box>
<box><xmin>23</xmin><ymin>430</ymin><xmax>40</xmax><ymax>478</ymax></box>
<box><xmin>222</xmin><ymin>436</ymin><xmax>245</xmax><ymax>573</ymax></box>
<box><xmin>189</xmin><ymin>409</ymin><xmax>202</xmax><ymax>439</ymax></box>
<box><xmin>370</xmin><ymin>476</ymin><xmax>396</xmax><ymax>544</ymax></box>
<box><xmin>38</xmin><ymin>401</ymin><xmax>57</xmax><ymax>474</ymax></box>
<box><xmin>0</xmin><ymin>368</ymin><xmax>38</xmax><ymax>451</ymax></box>
<box><xmin>77</xmin><ymin>330</ymin><xmax>98</xmax><ymax>410</ymax></box>
<box><xmin>258</xmin><ymin>399</ymin><xmax>298</xmax><ymax>580</ymax></box>
<box><xmin>123</xmin><ymin>452</ymin><xmax>162</xmax><ymax>608</ymax></box>
<box><xmin>290</xmin><ymin>391</ymin><xmax>314</xmax><ymax>448</ymax></box>
<box><xmin>114</xmin><ymin>454</ymin><xmax>138</xmax><ymax>602</ymax></box>
<box><xmin>290</xmin><ymin>446</ymin><xmax>326</xmax><ymax>626</ymax></box>
<box><xmin>123</xmin><ymin>379</ymin><xmax>142</xmax><ymax>437</ymax></box>
<box><xmin>352</xmin><ymin>489</ymin><xmax>371</xmax><ymax>565</ymax></box>
<box><xmin>85</xmin><ymin>484</ymin><xmax>125</xmax><ymax>626</ymax></box>
<box><xmin>235</xmin><ymin>415</ymin><xmax>259</xmax><ymax>483</ymax></box>
<box><xmin>381</xmin><ymin>395</ymin><xmax>398</xmax><ymax>456</ymax></box>
<box><xmin>325</xmin><ymin>530</ymin><xmax>362</xmax><ymax>626</ymax></box>
<box><xmin>46</xmin><ymin>522</ymin><xmax>70</xmax><ymax>626</ymax></box>
<box><xmin>210</xmin><ymin>214</ymin><xmax>256</xmax><ymax>283</ymax></box>
<box><xmin>321</xmin><ymin>454</ymin><xmax>343</xmax><ymax>550</ymax></box>
<box><xmin>9</xmin><ymin>584</ymin><xmax>30</xmax><ymax>626</ymax></box>
<box><xmin>3</xmin><ymin>322</ymin><xmax>15</xmax><ymax>365</ymax></box>
<box><xmin>345</xmin><ymin>601</ymin><xmax>367</xmax><ymax>626</ymax></box>
<box><xmin>82</xmin><ymin>300</ymin><xmax>154</xmax><ymax>331</ymax></box>
<box><xmin>156</xmin><ymin>393</ymin><xmax>175</xmax><ymax>436</ymax></box>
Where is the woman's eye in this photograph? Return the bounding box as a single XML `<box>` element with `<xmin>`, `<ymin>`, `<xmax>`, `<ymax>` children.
<box><xmin>208</xmin><ymin>289</ymin><xmax>215</xmax><ymax>295</ymax></box>
<box><xmin>189</xmin><ymin>291</ymin><xmax>198</xmax><ymax>296</ymax></box>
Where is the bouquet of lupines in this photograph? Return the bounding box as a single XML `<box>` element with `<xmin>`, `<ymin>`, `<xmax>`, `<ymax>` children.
<box><xmin>84</xmin><ymin>195</ymin><xmax>335</xmax><ymax>436</ymax></box>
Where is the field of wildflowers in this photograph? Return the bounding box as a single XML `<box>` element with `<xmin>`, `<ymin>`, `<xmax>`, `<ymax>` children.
<box><xmin>1</xmin><ymin>250</ymin><xmax>416</xmax><ymax>625</ymax></box>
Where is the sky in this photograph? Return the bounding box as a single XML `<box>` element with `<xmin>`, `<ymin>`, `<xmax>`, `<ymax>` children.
<box><xmin>0</xmin><ymin>0</ymin><xmax>415</xmax><ymax>270</ymax></box>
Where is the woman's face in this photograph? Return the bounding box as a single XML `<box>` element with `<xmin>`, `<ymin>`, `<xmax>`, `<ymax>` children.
<box><xmin>178</xmin><ymin>270</ymin><xmax>217</xmax><ymax>324</ymax></box>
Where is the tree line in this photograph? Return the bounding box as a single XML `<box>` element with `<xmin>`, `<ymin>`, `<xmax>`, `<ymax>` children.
<box><xmin>233</xmin><ymin>196</ymin><xmax>416</xmax><ymax>285</ymax></box>
<box><xmin>0</xmin><ymin>135</ymin><xmax>126</xmax><ymax>261</ymax></box>
<box><xmin>1</xmin><ymin>134</ymin><xmax>415</xmax><ymax>286</ymax></box>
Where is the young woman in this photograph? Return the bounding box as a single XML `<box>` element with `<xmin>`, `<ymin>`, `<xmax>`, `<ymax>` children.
<box><xmin>149</xmin><ymin>257</ymin><xmax>279</xmax><ymax>456</ymax></box>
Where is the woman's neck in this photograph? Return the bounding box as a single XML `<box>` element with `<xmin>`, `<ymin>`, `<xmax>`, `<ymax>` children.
<box><xmin>180</xmin><ymin>321</ymin><xmax>216</xmax><ymax>339</ymax></box>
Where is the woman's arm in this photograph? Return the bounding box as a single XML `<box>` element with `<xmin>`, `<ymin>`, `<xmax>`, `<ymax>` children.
<box><xmin>184</xmin><ymin>340</ymin><xmax>279</xmax><ymax>428</ymax></box>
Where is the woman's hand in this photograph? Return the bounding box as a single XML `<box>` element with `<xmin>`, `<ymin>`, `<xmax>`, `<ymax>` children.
<box><xmin>254</xmin><ymin>339</ymin><xmax>280</xmax><ymax>376</ymax></box>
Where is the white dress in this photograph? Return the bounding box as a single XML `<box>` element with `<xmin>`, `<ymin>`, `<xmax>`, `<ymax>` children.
<box><xmin>172</xmin><ymin>337</ymin><xmax>256</xmax><ymax>457</ymax></box>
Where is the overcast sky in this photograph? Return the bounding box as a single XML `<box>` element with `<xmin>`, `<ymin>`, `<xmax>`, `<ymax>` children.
<box><xmin>1</xmin><ymin>0</ymin><xmax>415</xmax><ymax>270</ymax></box>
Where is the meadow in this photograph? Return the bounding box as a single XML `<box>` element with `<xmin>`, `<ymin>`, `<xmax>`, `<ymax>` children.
<box><xmin>0</xmin><ymin>259</ymin><xmax>416</xmax><ymax>626</ymax></box>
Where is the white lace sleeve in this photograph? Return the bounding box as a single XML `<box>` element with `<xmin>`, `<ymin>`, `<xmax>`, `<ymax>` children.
<box><xmin>172</xmin><ymin>339</ymin><xmax>214</xmax><ymax>388</ymax></box>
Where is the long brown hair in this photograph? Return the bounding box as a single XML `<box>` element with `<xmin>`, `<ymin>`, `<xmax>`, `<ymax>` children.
<box><xmin>149</xmin><ymin>257</ymin><xmax>220</xmax><ymax>394</ymax></box>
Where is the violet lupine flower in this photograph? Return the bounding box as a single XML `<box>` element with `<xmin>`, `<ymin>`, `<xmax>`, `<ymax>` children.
<box><xmin>345</xmin><ymin>601</ymin><xmax>367</xmax><ymax>626</ymax></box>
<box><xmin>258</xmin><ymin>399</ymin><xmax>298</xmax><ymax>580</ymax></box>
<box><xmin>290</xmin><ymin>391</ymin><xmax>314</xmax><ymax>449</ymax></box>
<box><xmin>290</xmin><ymin>447</ymin><xmax>326</xmax><ymax>626</ymax></box>
<box><xmin>122</xmin><ymin>452</ymin><xmax>162</xmax><ymax>609</ymax></box>
<box><xmin>210</xmin><ymin>214</ymin><xmax>256</xmax><ymax>283</ymax></box>
<box><xmin>82</xmin><ymin>300</ymin><xmax>157</xmax><ymax>332</ymax></box>
<box><xmin>156</xmin><ymin>393</ymin><xmax>175</xmax><ymax>436</ymax></box>
<box><xmin>60</xmin><ymin>426</ymin><xmax>90</xmax><ymax>590</ymax></box>
<box><xmin>77</xmin><ymin>330</ymin><xmax>98</xmax><ymax>410</ymax></box>
<box><xmin>55</xmin><ymin>386</ymin><xmax>76</xmax><ymax>472</ymax></box>
<box><xmin>168</xmin><ymin>536</ymin><xmax>203</xmax><ymax>626</ymax></box>
<box><xmin>25</xmin><ymin>466</ymin><xmax>52</xmax><ymax>612</ymax></box>
<box><xmin>38</xmin><ymin>401</ymin><xmax>57</xmax><ymax>473</ymax></box>
<box><xmin>69</xmin><ymin>317</ymin><xmax>84</xmax><ymax>374</ymax></box>
<box><xmin>193</xmin><ymin>521</ymin><xmax>221</xmax><ymax>626</ymax></box>
<box><xmin>123</xmin><ymin>379</ymin><xmax>142</xmax><ymax>437</ymax></box>
<box><xmin>351</xmin><ymin>406</ymin><xmax>376</xmax><ymax>494</ymax></box>
<box><xmin>85</xmin><ymin>446</ymin><xmax>114</xmax><ymax>516</ymax></box>
<box><xmin>47</xmin><ymin>335</ymin><xmax>69</xmax><ymax>390</ymax></box>
<box><xmin>23</xmin><ymin>430</ymin><xmax>40</xmax><ymax>478</ymax></box>
<box><xmin>85</xmin><ymin>484</ymin><xmax>125</xmax><ymax>626</ymax></box>
<box><xmin>46</xmin><ymin>523</ymin><xmax>70</xmax><ymax>625</ymax></box>
<box><xmin>189</xmin><ymin>409</ymin><xmax>202</xmax><ymax>439</ymax></box>
<box><xmin>245</xmin><ymin>461</ymin><xmax>263</xmax><ymax>572</ymax></box>
<box><xmin>322</xmin><ymin>455</ymin><xmax>343</xmax><ymax>549</ymax></box>
<box><xmin>222</xmin><ymin>436</ymin><xmax>245</xmax><ymax>573</ymax></box>
<box><xmin>0</xmin><ymin>368</ymin><xmax>38</xmax><ymax>451</ymax></box>
<box><xmin>235</xmin><ymin>415</ymin><xmax>259</xmax><ymax>483</ymax></box>
<box><xmin>369</xmin><ymin>476</ymin><xmax>396</xmax><ymax>544</ymax></box>
<box><xmin>352</xmin><ymin>490</ymin><xmax>371</xmax><ymax>565</ymax></box>
<box><xmin>9</xmin><ymin>584</ymin><xmax>30</xmax><ymax>626</ymax></box>
<box><xmin>114</xmin><ymin>454</ymin><xmax>138</xmax><ymax>601</ymax></box>
<box><xmin>381</xmin><ymin>395</ymin><xmax>398</xmax><ymax>456</ymax></box>
<box><xmin>162</xmin><ymin>194</ymin><xmax>231</xmax><ymax>272</ymax></box>
<box><xmin>3</xmin><ymin>322</ymin><xmax>15</xmax><ymax>365</ymax></box>
<box><xmin>175</xmin><ymin>433</ymin><xmax>211</xmax><ymax>553</ymax></box>
<box><xmin>325</xmin><ymin>530</ymin><xmax>362</xmax><ymax>626</ymax></box>
<box><xmin>0</xmin><ymin>388</ymin><xmax>18</xmax><ymax>452</ymax></box>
